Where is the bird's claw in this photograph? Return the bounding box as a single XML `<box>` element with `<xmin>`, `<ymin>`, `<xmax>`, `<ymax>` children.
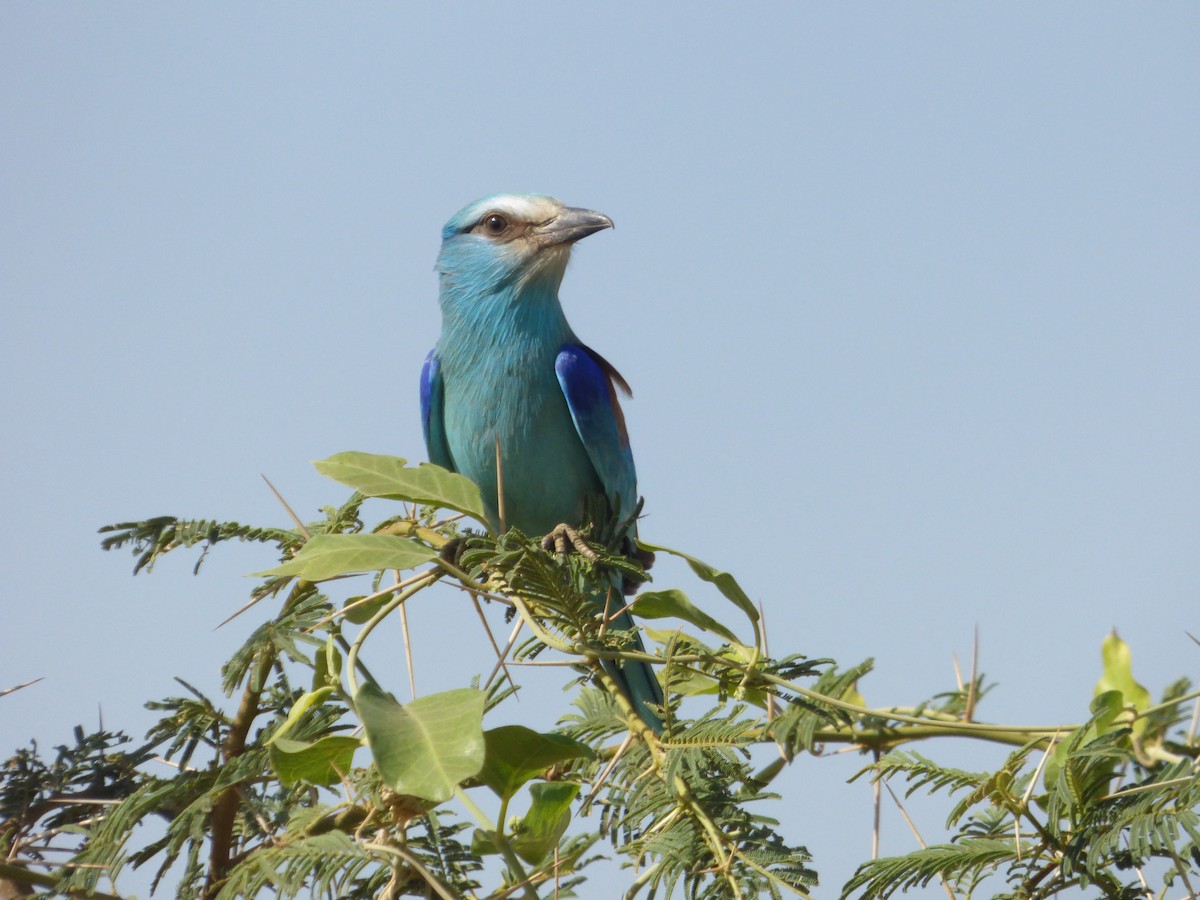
<box><xmin>541</xmin><ymin>523</ymin><xmax>601</xmax><ymax>563</ymax></box>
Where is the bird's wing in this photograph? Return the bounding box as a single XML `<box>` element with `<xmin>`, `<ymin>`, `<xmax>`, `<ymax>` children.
<box><xmin>555</xmin><ymin>343</ymin><xmax>638</xmax><ymax>522</ymax></box>
<box><xmin>420</xmin><ymin>348</ymin><xmax>454</xmax><ymax>470</ymax></box>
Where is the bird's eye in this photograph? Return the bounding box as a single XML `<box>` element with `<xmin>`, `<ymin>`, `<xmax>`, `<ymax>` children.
<box><xmin>482</xmin><ymin>214</ymin><xmax>508</xmax><ymax>235</ymax></box>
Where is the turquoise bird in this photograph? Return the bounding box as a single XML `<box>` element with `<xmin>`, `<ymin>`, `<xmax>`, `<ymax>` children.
<box><xmin>420</xmin><ymin>193</ymin><xmax>663</xmax><ymax>730</ymax></box>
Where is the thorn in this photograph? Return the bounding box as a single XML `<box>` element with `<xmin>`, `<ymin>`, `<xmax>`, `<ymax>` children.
<box><xmin>759</xmin><ymin>600</ymin><xmax>779</xmax><ymax>724</ymax></box>
<box><xmin>494</xmin><ymin>435</ymin><xmax>507</xmax><ymax>533</ymax></box>
<box><xmin>964</xmin><ymin>626</ymin><xmax>979</xmax><ymax>722</ymax></box>
<box><xmin>473</xmin><ymin>594</ymin><xmax>517</xmax><ymax>696</ymax></box>
<box><xmin>0</xmin><ymin>677</ymin><xmax>43</xmax><ymax>698</ymax></box>
<box><xmin>398</xmin><ymin>571</ymin><xmax>417</xmax><ymax>701</ymax></box>
<box><xmin>872</xmin><ymin>750</ymin><xmax>881</xmax><ymax>861</ymax></box>
<box><xmin>582</xmin><ymin>732</ymin><xmax>635</xmax><ymax>811</ymax></box>
<box><xmin>484</xmin><ymin>617</ymin><xmax>525</xmax><ymax>689</ymax></box>
<box><xmin>261</xmin><ymin>474</ymin><xmax>311</xmax><ymax>539</ymax></box>
<box><xmin>214</xmin><ymin>593</ymin><xmax>268</xmax><ymax>630</ymax></box>
<box><xmin>884</xmin><ymin>782</ymin><xmax>959</xmax><ymax>900</ymax></box>
<box><xmin>1018</xmin><ymin>729</ymin><xmax>1061</xmax><ymax>861</ymax></box>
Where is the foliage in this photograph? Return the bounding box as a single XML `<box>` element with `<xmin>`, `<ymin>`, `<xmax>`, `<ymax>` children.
<box><xmin>2</xmin><ymin>453</ymin><xmax>1197</xmax><ymax>898</ymax></box>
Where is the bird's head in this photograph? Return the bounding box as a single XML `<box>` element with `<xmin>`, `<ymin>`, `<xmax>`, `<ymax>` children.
<box><xmin>437</xmin><ymin>194</ymin><xmax>613</xmax><ymax>296</ymax></box>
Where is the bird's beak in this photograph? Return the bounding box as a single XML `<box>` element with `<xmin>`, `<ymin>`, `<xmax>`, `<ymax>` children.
<box><xmin>533</xmin><ymin>207</ymin><xmax>614</xmax><ymax>247</ymax></box>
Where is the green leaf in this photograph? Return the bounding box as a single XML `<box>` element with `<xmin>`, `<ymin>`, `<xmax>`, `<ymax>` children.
<box><xmin>312</xmin><ymin>636</ymin><xmax>343</xmax><ymax>691</ymax></box>
<box><xmin>315</xmin><ymin>452</ymin><xmax>488</xmax><ymax>523</ymax></box>
<box><xmin>471</xmin><ymin>829</ymin><xmax>502</xmax><ymax>857</ymax></box>
<box><xmin>632</xmin><ymin>588</ymin><xmax>744</xmax><ymax>646</ymax></box>
<box><xmin>638</xmin><ymin>541</ymin><xmax>759</xmax><ymax>627</ymax></box>
<box><xmin>1090</xmin><ymin>690</ymin><xmax>1125</xmax><ymax>734</ymax></box>
<box><xmin>355</xmin><ymin>684</ymin><xmax>486</xmax><ymax>803</ymax></box>
<box><xmin>270</xmin><ymin>687</ymin><xmax>335</xmax><ymax>742</ymax></box>
<box><xmin>343</xmin><ymin>593</ymin><xmax>390</xmax><ymax>625</ymax></box>
<box><xmin>511</xmin><ymin>782</ymin><xmax>580</xmax><ymax>865</ymax></box>
<box><xmin>478</xmin><ymin>726</ymin><xmax>594</xmax><ymax>801</ymax></box>
<box><xmin>1094</xmin><ymin>630</ymin><xmax>1151</xmax><ymax>734</ymax></box>
<box><xmin>257</xmin><ymin>533</ymin><xmax>435</xmax><ymax>581</ymax></box>
<box><xmin>269</xmin><ymin>735</ymin><xmax>361</xmax><ymax>787</ymax></box>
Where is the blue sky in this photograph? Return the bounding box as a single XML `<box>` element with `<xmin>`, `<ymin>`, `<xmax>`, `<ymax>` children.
<box><xmin>3</xmin><ymin>4</ymin><xmax>1197</xmax><ymax>895</ymax></box>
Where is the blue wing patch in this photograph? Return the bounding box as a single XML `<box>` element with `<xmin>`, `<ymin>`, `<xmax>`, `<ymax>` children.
<box><xmin>555</xmin><ymin>344</ymin><xmax>637</xmax><ymax>523</ymax></box>
<box><xmin>420</xmin><ymin>349</ymin><xmax>454</xmax><ymax>471</ymax></box>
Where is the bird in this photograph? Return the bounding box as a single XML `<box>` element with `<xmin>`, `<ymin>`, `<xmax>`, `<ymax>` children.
<box><xmin>419</xmin><ymin>193</ymin><xmax>663</xmax><ymax>731</ymax></box>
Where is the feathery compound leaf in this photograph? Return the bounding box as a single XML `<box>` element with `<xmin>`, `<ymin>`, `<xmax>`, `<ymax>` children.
<box><xmin>860</xmin><ymin>750</ymin><xmax>990</xmax><ymax>800</ymax></box>
<box><xmin>841</xmin><ymin>838</ymin><xmax>1019</xmax><ymax>899</ymax></box>
<box><xmin>315</xmin><ymin>452</ymin><xmax>488</xmax><ymax>523</ymax></box>
<box><xmin>258</xmin><ymin>533</ymin><xmax>435</xmax><ymax>581</ymax></box>
<box><xmin>355</xmin><ymin>685</ymin><xmax>485</xmax><ymax>803</ymax></box>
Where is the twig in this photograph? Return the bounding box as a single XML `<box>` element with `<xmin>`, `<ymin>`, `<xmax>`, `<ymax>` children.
<box><xmin>345</xmin><ymin>571</ymin><xmax>440</xmax><ymax>698</ymax></box>
<box><xmin>361</xmin><ymin>841</ymin><xmax>460</xmax><ymax>900</ymax></box>
<box><xmin>505</xmin><ymin>659</ymin><xmax>583</xmax><ymax>667</ymax></box>
<box><xmin>306</xmin><ymin>568</ymin><xmax>441</xmax><ymax>633</ymax></box>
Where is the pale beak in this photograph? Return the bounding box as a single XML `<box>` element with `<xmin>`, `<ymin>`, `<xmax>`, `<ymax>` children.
<box><xmin>533</xmin><ymin>207</ymin><xmax>614</xmax><ymax>247</ymax></box>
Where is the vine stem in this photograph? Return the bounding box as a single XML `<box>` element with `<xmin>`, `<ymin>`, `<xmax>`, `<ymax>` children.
<box><xmin>361</xmin><ymin>841</ymin><xmax>459</xmax><ymax>900</ymax></box>
<box><xmin>345</xmin><ymin>570</ymin><xmax>439</xmax><ymax>698</ymax></box>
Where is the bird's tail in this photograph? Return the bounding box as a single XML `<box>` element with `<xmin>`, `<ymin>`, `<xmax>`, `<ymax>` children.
<box><xmin>600</xmin><ymin>595</ymin><xmax>664</xmax><ymax>733</ymax></box>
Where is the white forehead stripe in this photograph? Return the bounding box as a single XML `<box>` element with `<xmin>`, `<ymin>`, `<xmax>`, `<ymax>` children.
<box><xmin>482</xmin><ymin>195</ymin><xmax>563</xmax><ymax>224</ymax></box>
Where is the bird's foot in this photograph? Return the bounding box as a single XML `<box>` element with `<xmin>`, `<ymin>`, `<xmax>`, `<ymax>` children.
<box><xmin>541</xmin><ymin>523</ymin><xmax>601</xmax><ymax>563</ymax></box>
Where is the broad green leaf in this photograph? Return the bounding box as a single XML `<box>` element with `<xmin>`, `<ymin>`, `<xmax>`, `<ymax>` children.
<box><xmin>269</xmin><ymin>736</ymin><xmax>361</xmax><ymax>787</ymax></box>
<box><xmin>315</xmin><ymin>452</ymin><xmax>488</xmax><ymax>523</ymax></box>
<box><xmin>1090</xmin><ymin>690</ymin><xmax>1125</xmax><ymax>734</ymax></box>
<box><xmin>638</xmin><ymin>541</ymin><xmax>759</xmax><ymax>627</ymax></box>
<box><xmin>1094</xmin><ymin>630</ymin><xmax>1151</xmax><ymax>735</ymax></box>
<box><xmin>478</xmin><ymin>726</ymin><xmax>593</xmax><ymax>801</ymax></box>
<box><xmin>471</xmin><ymin>829</ymin><xmax>502</xmax><ymax>857</ymax></box>
<box><xmin>632</xmin><ymin>588</ymin><xmax>743</xmax><ymax>645</ymax></box>
<box><xmin>511</xmin><ymin>782</ymin><xmax>580</xmax><ymax>865</ymax></box>
<box><xmin>270</xmin><ymin>687</ymin><xmax>335</xmax><ymax>742</ymax></box>
<box><xmin>343</xmin><ymin>593</ymin><xmax>390</xmax><ymax>625</ymax></box>
<box><xmin>258</xmin><ymin>533</ymin><xmax>435</xmax><ymax>581</ymax></box>
<box><xmin>355</xmin><ymin>684</ymin><xmax>485</xmax><ymax>803</ymax></box>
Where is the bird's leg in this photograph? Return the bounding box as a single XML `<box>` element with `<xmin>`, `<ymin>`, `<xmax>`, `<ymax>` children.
<box><xmin>541</xmin><ymin>523</ymin><xmax>600</xmax><ymax>563</ymax></box>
